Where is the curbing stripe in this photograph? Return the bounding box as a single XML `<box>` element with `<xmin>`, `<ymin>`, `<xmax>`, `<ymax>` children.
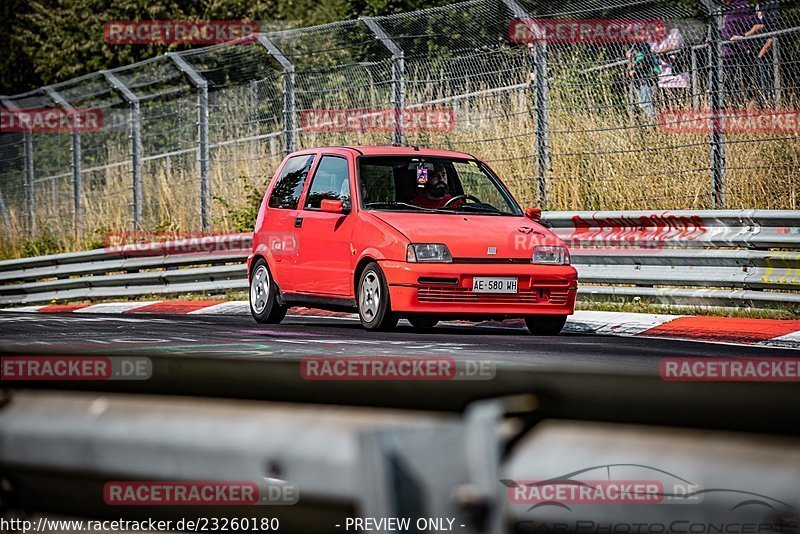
<box><xmin>75</xmin><ymin>301</ymin><xmax>161</xmax><ymax>314</ymax></box>
<box><xmin>641</xmin><ymin>316</ymin><xmax>800</xmax><ymax>344</ymax></box>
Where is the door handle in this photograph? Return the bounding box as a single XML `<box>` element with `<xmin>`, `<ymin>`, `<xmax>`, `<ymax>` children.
<box><xmin>294</xmin><ymin>217</ymin><xmax>303</xmax><ymax>228</ymax></box>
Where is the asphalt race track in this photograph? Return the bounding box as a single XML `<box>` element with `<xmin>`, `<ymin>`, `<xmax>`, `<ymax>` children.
<box><xmin>1</xmin><ymin>311</ymin><xmax>797</xmax><ymax>377</ymax></box>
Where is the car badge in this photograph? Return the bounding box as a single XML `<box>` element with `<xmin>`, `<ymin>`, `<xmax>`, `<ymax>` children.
<box><xmin>487</xmin><ymin>247</ymin><xmax>497</xmax><ymax>255</ymax></box>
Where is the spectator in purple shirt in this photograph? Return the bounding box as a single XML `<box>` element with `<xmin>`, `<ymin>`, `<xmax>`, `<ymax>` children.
<box><xmin>721</xmin><ymin>0</ymin><xmax>761</xmax><ymax>109</ymax></box>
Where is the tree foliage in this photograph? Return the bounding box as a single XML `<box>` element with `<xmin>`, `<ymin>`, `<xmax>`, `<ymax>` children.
<box><xmin>1</xmin><ymin>0</ymin><xmax>453</xmax><ymax>94</ymax></box>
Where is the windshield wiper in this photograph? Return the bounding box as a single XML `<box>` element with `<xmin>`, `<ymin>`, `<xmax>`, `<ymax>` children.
<box><xmin>365</xmin><ymin>201</ymin><xmax>452</xmax><ymax>214</ymax></box>
<box><xmin>452</xmin><ymin>204</ymin><xmax>509</xmax><ymax>215</ymax></box>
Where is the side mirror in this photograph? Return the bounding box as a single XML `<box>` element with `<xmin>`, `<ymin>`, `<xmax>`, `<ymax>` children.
<box><xmin>320</xmin><ymin>199</ymin><xmax>344</xmax><ymax>214</ymax></box>
<box><xmin>525</xmin><ymin>206</ymin><xmax>542</xmax><ymax>221</ymax></box>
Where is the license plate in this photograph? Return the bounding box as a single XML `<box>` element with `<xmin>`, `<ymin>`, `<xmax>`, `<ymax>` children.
<box><xmin>472</xmin><ymin>277</ymin><xmax>518</xmax><ymax>294</ymax></box>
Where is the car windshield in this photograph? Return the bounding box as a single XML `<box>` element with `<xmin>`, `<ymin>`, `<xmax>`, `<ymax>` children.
<box><xmin>358</xmin><ymin>156</ymin><xmax>522</xmax><ymax>216</ymax></box>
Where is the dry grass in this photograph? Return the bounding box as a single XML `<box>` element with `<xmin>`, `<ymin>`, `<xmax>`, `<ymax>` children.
<box><xmin>2</xmin><ymin>86</ymin><xmax>799</xmax><ymax>260</ymax></box>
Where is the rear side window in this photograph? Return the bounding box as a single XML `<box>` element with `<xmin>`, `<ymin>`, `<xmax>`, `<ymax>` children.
<box><xmin>304</xmin><ymin>156</ymin><xmax>350</xmax><ymax>210</ymax></box>
<box><xmin>268</xmin><ymin>154</ymin><xmax>315</xmax><ymax>209</ymax></box>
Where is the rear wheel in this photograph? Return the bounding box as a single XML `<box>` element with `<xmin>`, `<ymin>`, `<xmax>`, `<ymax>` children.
<box><xmin>250</xmin><ymin>258</ymin><xmax>288</xmax><ymax>324</ymax></box>
<box><xmin>408</xmin><ymin>317</ymin><xmax>439</xmax><ymax>330</ymax></box>
<box><xmin>525</xmin><ymin>315</ymin><xmax>567</xmax><ymax>336</ymax></box>
<box><xmin>357</xmin><ymin>262</ymin><xmax>398</xmax><ymax>331</ymax></box>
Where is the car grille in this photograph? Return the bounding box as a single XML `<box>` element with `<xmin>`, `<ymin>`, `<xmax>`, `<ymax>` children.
<box><xmin>548</xmin><ymin>288</ymin><xmax>570</xmax><ymax>305</ymax></box>
<box><xmin>417</xmin><ymin>285</ymin><xmax>572</xmax><ymax>305</ymax></box>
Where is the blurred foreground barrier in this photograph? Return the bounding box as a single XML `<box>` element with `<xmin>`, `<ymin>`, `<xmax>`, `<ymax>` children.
<box><xmin>2</xmin><ymin>358</ymin><xmax>800</xmax><ymax>532</ymax></box>
<box><xmin>1</xmin><ymin>211</ymin><xmax>800</xmax><ymax>307</ymax></box>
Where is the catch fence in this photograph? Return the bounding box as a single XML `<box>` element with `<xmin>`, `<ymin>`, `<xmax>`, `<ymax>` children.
<box><xmin>1</xmin><ymin>0</ymin><xmax>799</xmax><ymax>255</ymax></box>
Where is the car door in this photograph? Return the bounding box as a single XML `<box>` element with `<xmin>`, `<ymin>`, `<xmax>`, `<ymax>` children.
<box><xmin>259</xmin><ymin>153</ymin><xmax>317</xmax><ymax>292</ymax></box>
<box><xmin>291</xmin><ymin>154</ymin><xmax>357</xmax><ymax>297</ymax></box>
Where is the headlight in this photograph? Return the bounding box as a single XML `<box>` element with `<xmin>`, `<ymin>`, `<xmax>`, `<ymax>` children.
<box><xmin>406</xmin><ymin>244</ymin><xmax>453</xmax><ymax>263</ymax></box>
<box><xmin>532</xmin><ymin>245</ymin><xmax>570</xmax><ymax>265</ymax></box>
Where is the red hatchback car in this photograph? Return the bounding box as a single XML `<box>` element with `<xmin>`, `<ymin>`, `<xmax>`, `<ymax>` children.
<box><xmin>247</xmin><ymin>146</ymin><xmax>577</xmax><ymax>334</ymax></box>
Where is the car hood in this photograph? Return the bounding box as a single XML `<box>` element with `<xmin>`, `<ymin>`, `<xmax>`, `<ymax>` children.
<box><xmin>368</xmin><ymin>211</ymin><xmax>563</xmax><ymax>259</ymax></box>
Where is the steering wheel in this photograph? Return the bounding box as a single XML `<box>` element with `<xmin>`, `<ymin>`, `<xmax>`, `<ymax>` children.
<box><xmin>443</xmin><ymin>194</ymin><xmax>481</xmax><ymax>208</ymax></box>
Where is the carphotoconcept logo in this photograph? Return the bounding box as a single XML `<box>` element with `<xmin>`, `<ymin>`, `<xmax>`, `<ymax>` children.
<box><xmin>0</xmin><ymin>108</ymin><xmax>103</xmax><ymax>133</ymax></box>
<box><xmin>104</xmin><ymin>21</ymin><xmax>259</xmax><ymax>45</ymax></box>
<box><xmin>301</xmin><ymin>356</ymin><xmax>495</xmax><ymax>381</ymax></box>
<box><xmin>0</xmin><ymin>356</ymin><xmax>151</xmax><ymax>381</ymax></box>
<box><xmin>299</xmin><ymin>108</ymin><xmax>455</xmax><ymax>133</ymax></box>
<box><xmin>509</xmin><ymin>18</ymin><xmax>665</xmax><ymax>44</ymax></box>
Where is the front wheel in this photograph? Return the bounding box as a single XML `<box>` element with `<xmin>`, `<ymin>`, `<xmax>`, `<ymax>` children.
<box><xmin>250</xmin><ymin>258</ymin><xmax>288</xmax><ymax>324</ymax></box>
<box><xmin>525</xmin><ymin>315</ymin><xmax>567</xmax><ymax>336</ymax></box>
<box><xmin>357</xmin><ymin>262</ymin><xmax>399</xmax><ymax>331</ymax></box>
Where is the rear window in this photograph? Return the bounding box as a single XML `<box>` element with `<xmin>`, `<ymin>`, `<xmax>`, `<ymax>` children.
<box><xmin>268</xmin><ymin>154</ymin><xmax>315</xmax><ymax>209</ymax></box>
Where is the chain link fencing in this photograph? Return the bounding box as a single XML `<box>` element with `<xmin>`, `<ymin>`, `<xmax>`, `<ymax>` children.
<box><xmin>1</xmin><ymin>0</ymin><xmax>799</xmax><ymax>257</ymax></box>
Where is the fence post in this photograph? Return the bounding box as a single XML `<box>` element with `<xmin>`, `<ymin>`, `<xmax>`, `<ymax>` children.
<box><xmin>691</xmin><ymin>46</ymin><xmax>699</xmax><ymax>110</ymax></box>
<box><xmin>2</xmin><ymin>98</ymin><xmax>35</xmax><ymax>238</ymax></box>
<box><xmin>500</xmin><ymin>0</ymin><xmax>549</xmax><ymax>208</ymax></box>
<box><xmin>44</xmin><ymin>88</ymin><xmax>83</xmax><ymax>240</ymax></box>
<box><xmin>169</xmin><ymin>53</ymin><xmax>211</xmax><ymax>232</ymax></box>
<box><xmin>702</xmin><ymin>0</ymin><xmax>727</xmax><ymax>209</ymax></box>
<box><xmin>361</xmin><ymin>17</ymin><xmax>405</xmax><ymax>147</ymax></box>
<box><xmin>256</xmin><ymin>35</ymin><xmax>297</xmax><ymax>154</ymax></box>
<box><xmin>772</xmin><ymin>35</ymin><xmax>782</xmax><ymax>107</ymax></box>
<box><xmin>103</xmin><ymin>71</ymin><xmax>143</xmax><ymax>232</ymax></box>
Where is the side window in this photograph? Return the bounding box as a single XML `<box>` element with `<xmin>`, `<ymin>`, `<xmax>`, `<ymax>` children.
<box><xmin>268</xmin><ymin>154</ymin><xmax>315</xmax><ymax>209</ymax></box>
<box><xmin>304</xmin><ymin>156</ymin><xmax>350</xmax><ymax>210</ymax></box>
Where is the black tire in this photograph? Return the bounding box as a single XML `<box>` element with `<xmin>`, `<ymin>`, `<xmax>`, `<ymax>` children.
<box><xmin>249</xmin><ymin>258</ymin><xmax>288</xmax><ymax>324</ymax></box>
<box><xmin>357</xmin><ymin>262</ymin><xmax>399</xmax><ymax>331</ymax></box>
<box><xmin>525</xmin><ymin>315</ymin><xmax>567</xmax><ymax>336</ymax></box>
<box><xmin>408</xmin><ymin>317</ymin><xmax>439</xmax><ymax>330</ymax></box>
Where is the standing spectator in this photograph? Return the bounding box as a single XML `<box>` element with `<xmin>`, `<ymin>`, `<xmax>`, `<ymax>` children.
<box><xmin>722</xmin><ymin>0</ymin><xmax>761</xmax><ymax>109</ymax></box>
<box><xmin>651</xmin><ymin>24</ymin><xmax>690</xmax><ymax>108</ymax></box>
<box><xmin>627</xmin><ymin>41</ymin><xmax>661</xmax><ymax>118</ymax></box>
<box><xmin>752</xmin><ymin>1</ymin><xmax>783</xmax><ymax>105</ymax></box>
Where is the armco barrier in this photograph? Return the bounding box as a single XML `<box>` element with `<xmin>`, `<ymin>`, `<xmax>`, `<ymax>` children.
<box><xmin>0</xmin><ymin>211</ymin><xmax>799</xmax><ymax>307</ymax></box>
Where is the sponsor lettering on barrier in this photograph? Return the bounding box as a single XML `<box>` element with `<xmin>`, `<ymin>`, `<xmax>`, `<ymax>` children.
<box><xmin>566</xmin><ymin>214</ymin><xmax>707</xmax><ymax>249</ymax></box>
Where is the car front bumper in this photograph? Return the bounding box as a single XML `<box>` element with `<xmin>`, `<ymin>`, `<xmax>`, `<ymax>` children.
<box><xmin>380</xmin><ymin>260</ymin><xmax>577</xmax><ymax>317</ymax></box>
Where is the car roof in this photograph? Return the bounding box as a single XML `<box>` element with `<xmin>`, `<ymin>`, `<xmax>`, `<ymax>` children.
<box><xmin>292</xmin><ymin>145</ymin><xmax>477</xmax><ymax>159</ymax></box>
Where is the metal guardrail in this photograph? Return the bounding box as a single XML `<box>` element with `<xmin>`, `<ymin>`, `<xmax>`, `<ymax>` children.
<box><xmin>0</xmin><ymin>211</ymin><xmax>799</xmax><ymax>307</ymax></box>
